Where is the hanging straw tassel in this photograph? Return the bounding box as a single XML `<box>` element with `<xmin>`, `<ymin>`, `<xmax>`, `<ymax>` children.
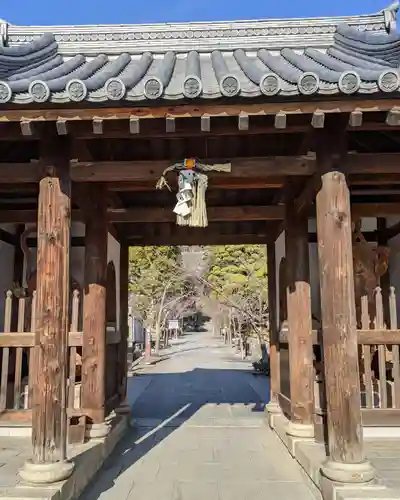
<box><xmin>177</xmin><ymin>173</ymin><xmax>208</xmax><ymax>227</ymax></box>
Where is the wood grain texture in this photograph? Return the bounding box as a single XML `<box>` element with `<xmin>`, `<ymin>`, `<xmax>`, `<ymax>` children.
<box><xmin>31</xmin><ymin>135</ymin><xmax>71</xmax><ymax>464</ymax></box>
<box><xmin>285</xmin><ymin>201</ymin><xmax>314</xmax><ymax>425</ymax></box>
<box><xmin>81</xmin><ymin>184</ymin><xmax>108</xmax><ymax>424</ymax></box>
<box><xmin>316</xmin><ymin>166</ymin><xmax>364</xmax><ymax>463</ymax></box>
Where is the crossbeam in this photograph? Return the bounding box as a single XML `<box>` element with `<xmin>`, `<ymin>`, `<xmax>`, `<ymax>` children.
<box><xmin>0</xmin><ymin>205</ymin><xmax>285</xmax><ymax>224</ymax></box>
<box><xmin>1</xmin><ymin>152</ymin><xmax>400</xmax><ymax>183</ymax></box>
<box><xmin>1</xmin><ymin>201</ymin><xmax>400</xmax><ymax>224</ymax></box>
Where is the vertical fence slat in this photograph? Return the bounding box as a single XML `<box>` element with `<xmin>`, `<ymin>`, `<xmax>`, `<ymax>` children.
<box><xmin>13</xmin><ymin>298</ymin><xmax>25</xmax><ymax>409</ymax></box>
<box><xmin>28</xmin><ymin>291</ymin><xmax>37</xmax><ymax>410</ymax></box>
<box><xmin>390</xmin><ymin>287</ymin><xmax>400</xmax><ymax>408</ymax></box>
<box><xmin>0</xmin><ymin>291</ymin><xmax>13</xmax><ymax>410</ymax></box>
<box><xmin>361</xmin><ymin>295</ymin><xmax>373</xmax><ymax>408</ymax></box>
<box><xmin>68</xmin><ymin>347</ymin><xmax>77</xmax><ymax>409</ymax></box>
<box><xmin>375</xmin><ymin>287</ymin><xmax>388</xmax><ymax>409</ymax></box>
<box><xmin>70</xmin><ymin>290</ymin><xmax>79</xmax><ymax>332</ymax></box>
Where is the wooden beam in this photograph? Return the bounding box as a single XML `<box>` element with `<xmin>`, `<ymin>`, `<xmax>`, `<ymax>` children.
<box><xmin>0</xmin><ymin>156</ymin><xmax>314</xmax><ymax>183</ymax></box>
<box><xmin>82</xmin><ymin>184</ymin><xmax>108</xmax><ymax>425</ymax></box>
<box><xmin>315</xmin><ymin>128</ymin><xmax>374</xmax><ymax>481</ymax></box>
<box><xmin>285</xmin><ymin>199</ymin><xmax>314</xmax><ymax>433</ymax></box>
<box><xmin>70</xmin><ymin>156</ymin><xmax>316</xmax><ymax>182</ymax></box>
<box><xmin>5</xmin><ymin>152</ymin><xmax>400</xmax><ymax>184</ymax></box>
<box><xmin>107</xmin><ymin>205</ymin><xmax>285</xmax><ymax>223</ymax></box>
<box><xmin>127</xmin><ymin>232</ymin><xmax>270</xmax><ymax>246</ymax></box>
<box><xmin>293</xmin><ymin>173</ymin><xmax>320</xmax><ymax>216</ymax></box>
<box><xmin>352</xmin><ymin>203</ymin><xmax>400</xmax><ymax>217</ymax></box>
<box><xmin>386</xmin><ymin>220</ymin><xmax>400</xmax><ymax>239</ymax></box>
<box><xmin>2</xmin><ymin>98</ymin><xmax>400</xmax><ymax>123</ymax></box>
<box><xmin>30</xmin><ymin>135</ymin><xmax>71</xmax><ymax>467</ymax></box>
<box><xmin>3</xmin><ymin>202</ymin><xmax>400</xmax><ymax>226</ymax></box>
<box><xmin>0</xmin><ymin>205</ymin><xmax>285</xmax><ymax>224</ymax></box>
<box><xmin>108</xmin><ymin>176</ymin><xmax>285</xmax><ymax>191</ymax></box>
<box><xmin>0</xmin><ymin>228</ymin><xmax>17</xmax><ymax>246</ymax></box>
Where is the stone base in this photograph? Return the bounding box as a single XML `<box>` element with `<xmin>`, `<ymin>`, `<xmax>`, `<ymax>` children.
<box><xmin>19</xmin><ymin>459</ymin><xmax>74</xmax><ymax>485</ymax></box>
<box><xmin>85</xmin><ymin>422</ymin><xmax>111</xmax><ymax>440</ymax></box>
<box><xmin>265</xmin><ymin>400</ymin><xmax>282</xmax><ymax>415</ymax></box>
<box><xmin>286</xmin><ymin>421</ymin><xmax>314</xmax><ymax>438</ymax></box>
<box><xmin>321</xmin><ymin>459</ymin><xmax>376</xmax><ymax>484</ymax></box>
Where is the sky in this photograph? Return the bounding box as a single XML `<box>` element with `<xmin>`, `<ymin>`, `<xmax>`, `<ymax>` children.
<box><xmin>1</xmin><ymin>0</ymin><xmax>392</xmax><ymax>26</ymax></box>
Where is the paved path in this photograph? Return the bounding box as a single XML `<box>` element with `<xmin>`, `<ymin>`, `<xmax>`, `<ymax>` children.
<box><xmin>80</xmin><ymin>329</ymin><xmax>320</xmax><ymax>500</ymax></box>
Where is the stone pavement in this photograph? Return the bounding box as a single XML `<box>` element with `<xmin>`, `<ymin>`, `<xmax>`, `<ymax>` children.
<box><xmin>365</xmin><ymin>440</ymin><xmax>400</xmax><ymax>493</ymax></box>
<box><xmin>80</xmin><ymin>329</ymin><xmax>321</xmax><ymax>500</ymax></box>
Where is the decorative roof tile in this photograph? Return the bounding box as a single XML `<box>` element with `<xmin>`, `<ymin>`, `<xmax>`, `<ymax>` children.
<box><xmin>0</xmin><ymin>9</ymin><xmax>399</xmax><ymax>105</ymax></box>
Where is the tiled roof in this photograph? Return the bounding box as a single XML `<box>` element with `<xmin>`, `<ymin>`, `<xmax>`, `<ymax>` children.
<box><xmin>0</xmin><ymin>15</ymin><xmax>399</xmax><ymax>105</ymax></box>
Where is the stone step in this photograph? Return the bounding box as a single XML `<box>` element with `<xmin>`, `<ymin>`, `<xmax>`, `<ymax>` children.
<box><xmin>336</xmin><ymin>485</ymin><xmax>400</xmax><ymax>500</ymax></box>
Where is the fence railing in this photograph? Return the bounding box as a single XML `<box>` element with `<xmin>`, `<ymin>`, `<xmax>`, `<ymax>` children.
<box><xmin>0</xmin><ymin>289</ymin><xmax>123</xmax><ymax>431</ymax></box>
<box><xmin>358</xmin><ymin>288</ymin><xmax>400</xmax><ymax>422</ymax></box>
<box><xmin>277</xmin><ymin>286</ymin><xmax>400</xmax><ymax>429</ymax></box>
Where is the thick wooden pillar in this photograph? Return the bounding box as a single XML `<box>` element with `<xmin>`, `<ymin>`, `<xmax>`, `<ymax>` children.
<box><xmin>285</xmin><ymin>201</ymin><xmax>314</xmax><ymax>437</ymax></box>
<box><xmin>81</xmin><ymin>185</ymin><xmax>108</xmax><ymax>432</ymax></box>
<box><xmin>266</xmin><ymin>243</ymin><xmax>281</xmax><ymax>413</ymax></box>
<box><xmin>118</xmin><ymin>243</ymin><xmax>130</xmax><ymax>408</ymax></box>
<box><xmin>316</xmin><ymin>124</ymin><xmax>375</xmax><ymax>483</ymax></box>
<box><xmin>20</xmin><ymin>135</ymin><xmax>74</xmax><ymax>484</ymax></box>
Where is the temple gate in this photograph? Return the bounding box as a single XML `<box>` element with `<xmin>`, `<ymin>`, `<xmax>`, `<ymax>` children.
<box><xmin>0</xmin><ymin>5</ymin><xmax>399</xmax><ymax>497</ymax></box>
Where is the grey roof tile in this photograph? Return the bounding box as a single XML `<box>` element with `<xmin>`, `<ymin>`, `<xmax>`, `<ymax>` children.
<box><xmin>0</xmin><ymin>21</ymin><xmax>400</xmax><ymax>105</ymax></box>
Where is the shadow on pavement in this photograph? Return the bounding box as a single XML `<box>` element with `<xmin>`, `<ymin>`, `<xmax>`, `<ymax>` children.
<box><xmin>80</xmin><ymin>367</ymin><xmax>269</xmax><ymax>500</ymax></box>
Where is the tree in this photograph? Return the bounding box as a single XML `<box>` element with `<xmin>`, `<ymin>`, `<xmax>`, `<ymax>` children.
<box><xmin>205</xmin><ymin>245</ymin><xmax>268</xmax><ymax>349</ymax></box>
<box><xmin>129</xmin><ymin>246</ymin><xmax>196</xmax><ymax>354</ymax></box>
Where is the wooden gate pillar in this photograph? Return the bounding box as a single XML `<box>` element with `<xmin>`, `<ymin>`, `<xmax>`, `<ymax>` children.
<box><xmin>115</xmin><ymin>243</ymin><xmax>131</xmax><ymax>416</ymax></box>
<box><xmin>315</xmin><ymin>123</ymin><xmax>375</xmax><ymax>484</ymax></box>
<box><xmin>20</xmin><ymin>135</ymin><xmax>74</xmax><ymax>484</ymax></box>
<box><xmin>266</xmin><ymin>243</ymin><xmax>281</xmax><ymax>415</ymax></box>
<box><xmin>81</xmin><ymin>184</ymin><xmax>109</xmax><ymax>439</ymax></box>
<box><xmin>285</xmin><ymin>200</ymin><xmax>314</xmax><ymax>438</ymax></box>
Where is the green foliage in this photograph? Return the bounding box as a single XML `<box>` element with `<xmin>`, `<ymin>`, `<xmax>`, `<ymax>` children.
<box><xmin>129</xmin><ymin>246</ymin><xmax>184</xmax><ymax>324</ymax></box>
<box><xmin>206</xmin><ymin>245</ymin><xmax>269</xmax><ymax>338</ymax></box>
<box><xmin>128</xmin><ymin>243</ymin><xmax>269</xmax><ymax>342</ymax></box>
<box><xmin>207</xmin><ymin>245</ymin><xmax>267</xmax><ymax>299</ymax></box>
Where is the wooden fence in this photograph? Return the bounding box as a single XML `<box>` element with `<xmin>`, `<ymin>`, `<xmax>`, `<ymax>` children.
<box><xmin>358</xmin><ymin>287</ymin><xmax>400</xmax><ymax>425</ymax></box>
<box><xmin>277</xmin><ymin>286</ymin><xmax>400</xmax><ymax>432</ymax></box>
<box><xmin>0</xmin><ymin>289</ymin><xmax>122</xmax><ymax>435</ymax></box>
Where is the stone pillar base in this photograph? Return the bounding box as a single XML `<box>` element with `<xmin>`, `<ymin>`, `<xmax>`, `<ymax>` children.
<box><xmin>321</xmin><ymin>458</ymin><xmax>375</xmax><ymax>484</ymax></box>
<box><xmin>19</xmin><ymin>459</ymin><xmax>74</xmax><ymax>485</ymax></box>
<box><xmin>286</xmin><ymin>421</ymin><xmax>314</xmax><ymax>438</ymax></box>
<box><xmin>265</xmin><ymin>400</ymin><xmax>282</xmax><ymax>415</ymax></box>
<box><xmin>85</xmin><ymin>422</ymin><xmax>111</xmax><ymax>440</ymax></box>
